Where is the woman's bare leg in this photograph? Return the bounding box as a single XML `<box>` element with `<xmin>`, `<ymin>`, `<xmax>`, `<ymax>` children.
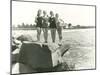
<box><xmin>43</xmin><ymin>28</ymin><xmax>48</xmax><ymax>43</ymax></box>
<box><xmin>37</xmin><ymin>27</ymin><xmax>41</xmax><ymax>41</ymax></box>
<box><xmin>57</xmin><ymin>27</ymin><xmax>62</xmax><ymax>44</ymax></box>
<box><xmin>51</xmin><ymin>28</ymin><xmax>56</xmax><ymax>43</ymax></box>
<box><xmin>57</xmin><ymin>27</ymin><xmax>62</xmax><ymax>41</ymax></box>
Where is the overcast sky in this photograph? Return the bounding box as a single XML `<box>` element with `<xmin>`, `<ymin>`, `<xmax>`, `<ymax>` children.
<box><xmin>12</xmin><ymin>1</ymin><xmax>95</xmax><ymax>26</ymax></box>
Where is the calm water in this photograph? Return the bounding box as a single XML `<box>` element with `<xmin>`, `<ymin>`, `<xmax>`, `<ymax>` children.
<box><xmin>12</xmin><ymin>28</ymin><xmax>95</xmax><ymax>70</ymax></box>
<box><xmin>12</xmin><ymin>28</ymin><xmax>95</xmax><ymax>45</ymax></box>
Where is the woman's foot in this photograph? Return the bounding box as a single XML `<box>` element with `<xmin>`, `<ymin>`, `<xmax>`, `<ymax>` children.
<box><xmin>58</xmin><ymin>43</ymin><xmax>62</xmax><ymax>46</ymax></box>
<box><xmin>58</xmin><ymin>41</ymin><xmax>62</xmax><ymax>46</ymax></box>
<box><xmin>44</xmin><ymin>41</ymin><xmax>48</xmax><ymax>43</ymax></box>
<box><xmin>53</xmin><ymin>40</ymin><xmax>55</xmax><ymax>43</ymax></box>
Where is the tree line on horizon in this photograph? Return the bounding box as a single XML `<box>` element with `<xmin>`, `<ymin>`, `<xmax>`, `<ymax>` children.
<box><xmin>12</xmin><ymin>22</ymin><xmax>95</xmax><ymax>30</ymax></box>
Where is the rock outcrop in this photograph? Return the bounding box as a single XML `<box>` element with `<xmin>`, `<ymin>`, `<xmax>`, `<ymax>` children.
<box><xmin>17</xmin><ymin>42</ymin><xmax>70</xmax><ymax>73</ymax></box>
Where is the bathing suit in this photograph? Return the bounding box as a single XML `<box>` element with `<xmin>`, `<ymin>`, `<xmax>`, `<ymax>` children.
<box><xmin>49</xmin><ymin>17</ymin><xmax>57</xmax><ymax>28</ymax></box>
<box><xmin>36</xmin><ymin>16</ymin><xmax>43</xmax><ymax>28</ymax></box>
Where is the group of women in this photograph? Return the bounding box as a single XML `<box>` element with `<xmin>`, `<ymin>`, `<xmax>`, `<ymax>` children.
<box><xmin>35</xmin><ymin>9</ymin><xmax>64</xmax><ymax>45</ymax></box>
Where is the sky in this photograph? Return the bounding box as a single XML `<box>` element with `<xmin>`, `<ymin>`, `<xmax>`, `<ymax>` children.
<box><xmin>12</xmin><ymin>1</ymin><xmax>95</xmax><ymax>26</ymax></box>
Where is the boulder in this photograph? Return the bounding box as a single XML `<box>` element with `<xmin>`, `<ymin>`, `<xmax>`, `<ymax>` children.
<box><xmin>18</xmin><ymin>42</ymin><xmax>53</xmax><ymax>72</ymax></box>
<box><xmin>13</xmin><ymin>42</ymin><xmax>70</xmax><ymax>74</ymax></box>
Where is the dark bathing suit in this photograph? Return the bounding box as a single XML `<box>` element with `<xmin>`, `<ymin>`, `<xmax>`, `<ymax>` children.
<box><xmin>49</xmin><ymin>17</ymin><xmax>57</xmax><ymax>28</ymax></box>
<box><xmin>36</xmin><ymin>16</ymin><xmax>43</xmax><ymax>28</ymax></box>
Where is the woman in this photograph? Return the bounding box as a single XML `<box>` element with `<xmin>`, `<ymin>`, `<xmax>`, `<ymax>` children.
<box><xmin>35</xmin><ymin>9</ymin><xmax>43</xmax><ymax>42</ymax></box>
<box><xmin>55</xmin><ymin>13</ymin><xmax>63</xmax><ymax>45</ymax></box>
<box><xmin>49</xmin><ymin>11</ymin><xmax>57</xmax><ymax>43</ymax></box>
<box><xmin>42</xmin><ymin>10</ymin><xmax>48</xmax><ymax>43</ymax></box>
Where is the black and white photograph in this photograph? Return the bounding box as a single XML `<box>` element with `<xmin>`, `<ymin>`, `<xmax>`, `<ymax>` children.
<box><xmin>11</xmin><ymin>0</ymin><xmax>96</xmax><ymax>74</ymax></box>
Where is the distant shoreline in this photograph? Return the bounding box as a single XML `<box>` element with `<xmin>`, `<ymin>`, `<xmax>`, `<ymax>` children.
<box><xmin>12</xmin><ymin>27</ymin><xmax>95</xmax><ymax>30</ymax></box>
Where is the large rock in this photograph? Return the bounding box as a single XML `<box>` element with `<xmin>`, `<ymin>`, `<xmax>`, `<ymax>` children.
<box><xmin>18</xmin><ymin>42</ymin><xmax>53</xmax><ymax>72</ymax></box>
<box><xmin>12</xmin><ymin>42</ymin><xmax>70</xmax><ymax>74</ymax></box>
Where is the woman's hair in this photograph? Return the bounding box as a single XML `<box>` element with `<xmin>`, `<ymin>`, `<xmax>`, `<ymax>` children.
<box><xmin>55</xmin><ymin>13</ymin><xmax>59</xmax><ymax>18</ymax></box>
<box><xmin>43</xmin><ymin>10</ymin><xmax>46</xmax><ymax>14</ymax></box>
<box><xmin>37</xmin><ymin>9</ymin><xmax>42</xmax><ymax>16</ymax></box>
<box><xmin>50</xmin><ymin>11</ymin><xmax>54</xmax><ymax>16</ymax></box>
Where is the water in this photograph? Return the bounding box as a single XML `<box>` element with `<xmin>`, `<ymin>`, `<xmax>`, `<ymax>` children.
<box><xmin>12</xmin><ymin>28</ymin><xmax>95</xmax><ymax>44</ymax></box>
<box><xmin>12</xmin><ymin>28</ymin><xmax>95</xmax><ymax>70</ymax></box>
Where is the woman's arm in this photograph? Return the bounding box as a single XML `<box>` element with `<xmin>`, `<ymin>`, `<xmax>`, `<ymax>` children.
<box><xmin>35</xmin><ymin>17</ymin><xmax>37</xmax><ymax>23</ymax></box>
<box><xmin>59</xmin><ymin>19</ymin><xmax>65</xmax><ymax>27</ymax></box>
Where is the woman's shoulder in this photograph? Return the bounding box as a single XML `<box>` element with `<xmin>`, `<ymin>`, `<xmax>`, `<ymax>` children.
<box><xmin>36</xmin><ymin>16</ymin><xmax>43</xmax><ymax>18</ymax></box>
